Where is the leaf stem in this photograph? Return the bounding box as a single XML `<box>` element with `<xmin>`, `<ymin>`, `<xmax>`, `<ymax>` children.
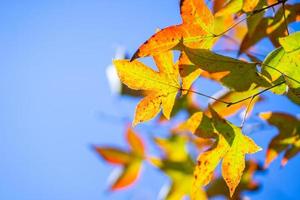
<box><xmin>180</xmin><ymin>88</ymin><xmax>231</xmax><ymax>104</ymax></box>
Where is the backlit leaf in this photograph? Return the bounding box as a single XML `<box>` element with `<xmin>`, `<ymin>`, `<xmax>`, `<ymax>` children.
<box><xmin>192</xmin><ymin>108</ymin><xmax>261</xmax><ymax>197</ymax></box>
<box><xmin>114</xmin><ymin>51</ymin><xmax>180</xmax><ymax>126</ymax></box>
<box><xmin>178</xmin><ymin>43</ymin><xmax>271</xmax><ymax>91</ymax></box>
<box><xmin>262</xmin><ymin>31</ymin><xmax>300</xmax><ymax>105</ymax></box>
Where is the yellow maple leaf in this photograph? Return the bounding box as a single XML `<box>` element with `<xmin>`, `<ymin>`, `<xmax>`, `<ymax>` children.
<box><xmin>186</xmin><ymin>108</ymin><xmax>261</xmax><ymax>198</ymax></box>
<box><xmin>113</xmin><ymin>51</ymin><xmax>180</xmax><ymax>126</ymax></box>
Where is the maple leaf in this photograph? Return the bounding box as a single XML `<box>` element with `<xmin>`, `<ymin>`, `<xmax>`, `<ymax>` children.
<box><xmin>260</xmin><ymin>112</ymin><xmax>300</xmax><ymax>167</ymax></box>
<box><xmin>178</xmin><ymin>43</ymin><xmax>271</xmax><ymax>91</ymax></box>
<box><xmin>262</xmin><ymin>31</ymin><xmax>300</xmax><ymax>105</ymax></box>
<box><xmin>113</xmin><ymin>51</ymin><xmax>180</xmax><ymax>126</ymax></box>
<box><xmin>189</xmin><ymin>108</ymin><xmax>261</xmax><ymax>197</ymax></box>
<box><xmin>94</xmin><ymin>127</ymin><xmax>145</xmax><ymax>190</ymax></box>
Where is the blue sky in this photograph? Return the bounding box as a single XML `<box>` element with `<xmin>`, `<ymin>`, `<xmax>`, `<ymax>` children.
<box><xmin>0</xmin><ymin>0</ymin><xmax>300</xmax><ymax>199</ymax></box>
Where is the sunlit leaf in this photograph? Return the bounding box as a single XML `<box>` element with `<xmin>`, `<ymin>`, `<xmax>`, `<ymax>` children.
<box><xmin>262</xmin><ymin>31</ymin><xmax>300</xmax><ymax>105</ymax></box>
<box><xmin>192</xmin><ymin>107</ymin><xmax>261</xmax><ymax>197</ymax></box>
<box><xmin>177</xmin><ymin>43</ymin><xmax>271</xmax><ymax>91</ymax></box>
<box><xmin>114</xmin><ymin>51</ymin><xmax>180</xmax><ymax>126</ymax></box>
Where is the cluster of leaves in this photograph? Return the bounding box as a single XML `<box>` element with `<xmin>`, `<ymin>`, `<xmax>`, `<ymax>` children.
<box><xmin>96</xmin><ymin>0</ymin><xmax>300</xmax><ymax>199</ymax></box>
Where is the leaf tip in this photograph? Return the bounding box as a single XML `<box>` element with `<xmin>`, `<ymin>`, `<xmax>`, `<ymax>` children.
<box><xmin>281</xmin><ymin>157</ymin><xmax>288</xmax><ymax>167</ymax></box>
<box><xmin>130</xmin><ymin>49</ymin><xmax>140</xmax><ymax>61</ymax></box>
<box><xmin>259</xmin><ymin>112</ymin><xmax>272</xmax><ymax>120</ymax></box>
<box><xmin>264</xmin><ymin>149</ymin><xmax>278</xmax><ymax>168</ymax></box>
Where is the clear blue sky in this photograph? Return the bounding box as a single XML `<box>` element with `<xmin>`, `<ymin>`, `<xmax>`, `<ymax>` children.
<box><xmin>0</xmin><ymin>1</ymin><xmax>300</xmax><ymax>200</ymax></box>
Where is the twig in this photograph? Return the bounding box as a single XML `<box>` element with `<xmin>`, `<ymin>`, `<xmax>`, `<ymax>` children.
<box><xmin>226</xmin><ymin>81</ymin><xmax>286</xmax><ymax>107</ymax></box>
<box><xmin>180</xmin><ymin>88</ymin><xmax>231</xmax><ymax>104</ymax></box>
<box><xmin>240</xmin><ymin>95</ymin><xmax>255</xmax><ymax>128</ymax></box>
<box><xmin>182</xmin><ymin>80</ymin><xmax>285</xmax><ymax>108</ymax></box>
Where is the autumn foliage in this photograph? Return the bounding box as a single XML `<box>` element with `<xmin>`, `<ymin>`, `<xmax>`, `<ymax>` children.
<box><xmin>96</xmin><ymin>0</ymin><xmax>300</xmax><ymax>199</ymax></box>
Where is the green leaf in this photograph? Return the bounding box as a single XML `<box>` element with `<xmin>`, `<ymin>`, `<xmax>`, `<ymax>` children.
<box><xmin>262</xmin><ymin>31</ymin><xmax>300</xmax><ymax>104</ymax></box>
<box><xmin>177</xmin><ymin>43</ymin><xmax>271</xmax><ymax>91</ymax></box>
